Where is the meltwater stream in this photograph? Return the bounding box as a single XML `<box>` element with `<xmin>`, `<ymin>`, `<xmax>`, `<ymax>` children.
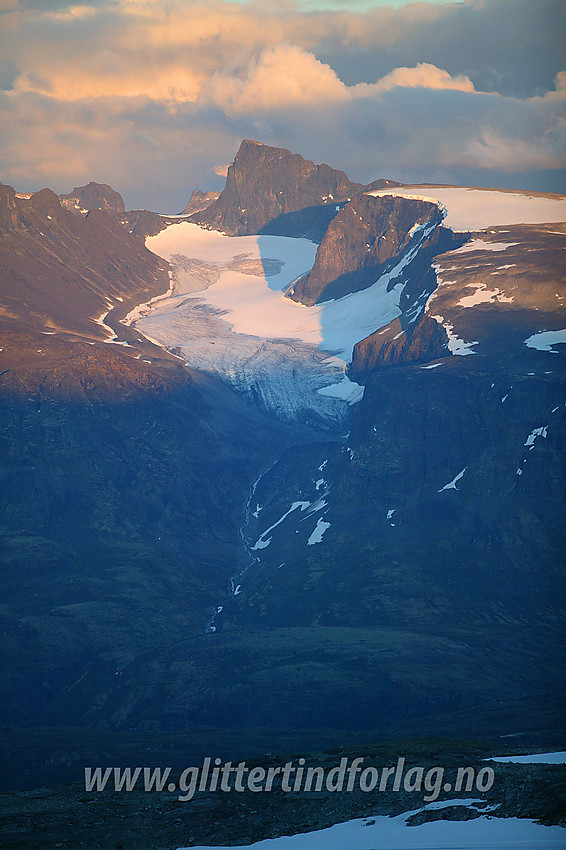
<box><xmin>204</xmin><ymin>440</ymin><xmax>340</xmax><ymax>633</ymax></box>
<box><xmin>205</xmin><ymin>457</ymin><xmax>280</xmax><ymax>633</ymax></box>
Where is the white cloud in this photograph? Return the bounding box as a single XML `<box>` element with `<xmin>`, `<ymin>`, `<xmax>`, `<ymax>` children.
<box><xmin>200</xmin><ymin>51</ymin><xmax>476</xmax><ymax>116</ymax></box>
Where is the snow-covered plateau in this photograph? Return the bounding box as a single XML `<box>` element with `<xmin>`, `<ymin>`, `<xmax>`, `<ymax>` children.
<box><xmin>368</xmin><ymin>186</ymin><xmax>566</xmax><ymax>231</ymax></box>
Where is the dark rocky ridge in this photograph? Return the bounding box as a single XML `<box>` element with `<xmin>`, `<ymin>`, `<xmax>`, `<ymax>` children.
<box><xmin>191</xmin><ymin>139</ymin><xmax>365</xmax><ymax>238</ymax></box>
<box><xmin>0</xmin><ymin>183</ymin><xmax>169</xmax><ymax>338</ymax></box>
<box><xmin>289</xmin><ymin>193</ymin><xmax>448</xmax><ymax>305</ymax></box>
<box><xmin>59</xmin><ymin>181</ymin><xmax>125</xmax><ymax>214</ymax></box>
<box><xmin>366</xmin><ymin>177</ymin><xmax>404</xmax><ymax>191</ymax></box>
<box><xmin>351</xmin><ymin>312</ymin><xmax>450</xmax><ymax>373</ymax></box>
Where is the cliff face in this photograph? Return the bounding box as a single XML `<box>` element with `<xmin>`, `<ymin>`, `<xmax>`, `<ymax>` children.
<box><xmin>191</xmin><ymin>139</ymin><xmax>364</xmax><ymax>238</ymax></box>
<box><xmin>289</xmin><ymin>193</ymin><xmax>445</xmax><ymax>305</ymax></box>
<box><xmin>0</xmin><ymin>184</ymin><xmax>19</xmax><ymax>231</ymax></box>
<box><xmin>351</xmin><ymin>312</ymin><xmax>450</xmax><ymax>373</ymax></box>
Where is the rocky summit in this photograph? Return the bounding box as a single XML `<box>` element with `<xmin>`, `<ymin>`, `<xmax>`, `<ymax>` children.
<box><xmin>191</xmin><ymin>139</ymin><xmax>365</xmax><ymax>239</ymax></box>
<box><xmin>59</xmin><ymin>181</ymin><xmax>126</xmax><ymax>215</ymax></box>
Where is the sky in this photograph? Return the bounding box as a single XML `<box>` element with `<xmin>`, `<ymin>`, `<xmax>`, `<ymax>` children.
<box><xmin>0</xmin><ymin>0</ymin><xmax>564</xmax><ymax>212</ymax></box>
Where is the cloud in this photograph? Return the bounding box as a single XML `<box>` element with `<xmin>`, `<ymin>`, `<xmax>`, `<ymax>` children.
<box><xmin>201</xmin><ymin>50</ymin><xmax>475</xmax><ymax>116</ymax></box>
<box><xmin>201</xmin><ymin>44</ymin><xmax>348</xmax><ymax>113</ymax></box>
<box><xmin>364</xmin><ymin>63</ymin><xmax>475</xmax><ymax>94</ymax></box>
<box><xmin>2</xmin><ymin>0</ymin><xmax>563</xmax><ymax>102</ymax></box>
<box><xmin>0</xmin><ymin>0</ymin><xmax>564</xmax><ymax>209</ymax></box>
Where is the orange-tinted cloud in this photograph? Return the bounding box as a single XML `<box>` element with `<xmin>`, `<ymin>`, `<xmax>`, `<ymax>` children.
<box><xmin>362</xmin><ymin>63</ymin><xmax>475</xmax><ymax>94</ymax></box>
<box><xmin>201</xmin><ymin>45</ymin><xmax>348</xmax><ymax>114</ymax></box>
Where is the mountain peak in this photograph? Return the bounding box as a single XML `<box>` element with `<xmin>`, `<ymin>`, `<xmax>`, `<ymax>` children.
<box><xmin>191</xmin><ymin>140</ymin><xmax>364</xmax><ymax>238</ymax></box>
<box><xmin>59</xmin><ymin>181</ymin><xmax>125</xmax><ymax>214</ymax></box>
<box><xmin>181</xmin><ymin>189</ymin><xmax>221</xmax><ymax>216</ymax></box>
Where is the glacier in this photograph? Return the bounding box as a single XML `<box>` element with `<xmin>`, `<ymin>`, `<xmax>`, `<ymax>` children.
<box><xmin>368</xmin><ymin>186</ymin><xmax>566</xmax><ymax>231</ymax></box>
<box><xmin>124</xmin><ymin>222</ymin><xmax>426</xmax><ymax>424</ymax></box>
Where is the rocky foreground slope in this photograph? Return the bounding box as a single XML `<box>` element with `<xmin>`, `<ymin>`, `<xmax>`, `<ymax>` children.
<box><xmin>0</xmin><ymin>183</ymin><xmax>168</xmax><ymax>340</ymax></box>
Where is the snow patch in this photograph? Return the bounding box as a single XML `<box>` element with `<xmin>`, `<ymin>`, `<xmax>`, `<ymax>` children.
<box><xmin>486</xmin><ymin>751</ymin><xmax>566</xmax><ymax>764</ymax></box>
<box><xmin>251</xmin><ymin>501</ymin><xmax>311</xmax><ymax>550</ymax></box>
<box><xmin>438</xmin><ymin>467</ymin><xmax>467</xmax><ymax>492</ymax></box>
<box><xmin>524</xmin><ymin>426</ymin><xmax>548</xmax><ymax>450</ymax></box>
<box><xmin>431</xmin><ymin>316</ymin><xmax>478</xmax><ymax>355</ymax></box>
<box><xmin>457</xmin><ymin>282</ymin><xmax>514</xmax><ymax>308</ymax></box>
<box><xmin>182</xmin><ymin>800</ymin><xmax>566</xmax><ymax>849</ymax></box>
<box><xmin>453</xmin><ymin>239</ymin><xmax>518</xmax><ymax>254</ymax></box>
<box><xmin>307</xmin><ymin>517</ymin><xmax>331</xmax><ymax>545</ymax></box>
<box><xmin>524</xmin><ymin>329</ymin><xmax>566</xmax><ymax>353</ymax></box>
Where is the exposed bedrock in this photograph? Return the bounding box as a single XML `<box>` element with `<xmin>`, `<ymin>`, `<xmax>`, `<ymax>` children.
<box><xmin>191</xmin><ymin>139</ymin><xmax>365</xmax><ymax>238</ymax></box>
<box><xmin>289</xmin><ymin>193</ymin><xmax>461</xmax><ymax>306</ymax></box>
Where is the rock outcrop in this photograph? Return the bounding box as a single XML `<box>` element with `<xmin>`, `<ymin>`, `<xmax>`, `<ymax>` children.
<box><xmin>182</xmin><ymin>189</ymin><xmax>221</xmax><ymax>216</ymax></box>
<box><xmin>59</xmin><ymin>181</ymin><xmax>125</xmax><ymax>214</ymax></box>
<box><xmin>191</xmin><ymin>139</ymin><xmax>364</xmax><ymax>238</ymax></box>
<box><xmin>289</xmin><ymin>193</ymin><xmax>445</xmax><ymax>305</ymax></box>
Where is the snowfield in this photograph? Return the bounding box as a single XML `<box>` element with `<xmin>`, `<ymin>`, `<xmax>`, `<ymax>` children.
<box><xmin>368</xmin><ymin>186</ymin><xmax>566</xmax><ymax>231</ymax></box>
<box><xmin>486</xmin><ymin>751</ymin><xmax>566</xmax><ymax>764</ymax></box>
<box><xmin>180</xmin><ymin>800</ymin><xmax>566</xmax><ymax>849</ymax></box>
<box><xmin>145</xmin><ymin>223</ymin><xmax>408</xmax><ymax>363</ymax></box>
<box><xmin>131</xmin><ymin>188</ymin><xmax>564</xmax><ymax>422</ymax></box>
